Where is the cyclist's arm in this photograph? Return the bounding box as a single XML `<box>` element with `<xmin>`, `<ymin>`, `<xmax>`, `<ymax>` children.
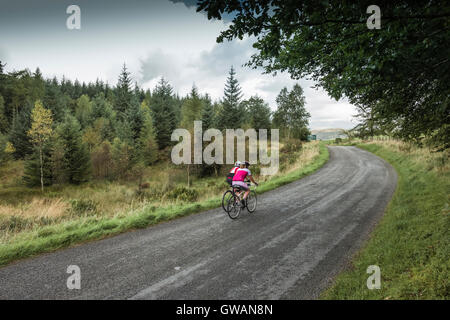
<box><xmin>248</xmin><ymin>175</ymin><xmax>258</xmax><ymax>186</ymax></box>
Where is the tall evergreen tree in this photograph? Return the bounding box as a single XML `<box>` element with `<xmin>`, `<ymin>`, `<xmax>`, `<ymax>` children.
<box><xmin>0</xmin><ymin>95</ymin><xmax>8</xmax><ymax>133</ymax></box>
<box><xmin>125</xmin><ymin>95</ymin><xmax>144</xmax><ymax>143</ymax></box>
<box><xmin>180</xmin><ymin>85</ymin><xmax>203</xmax><ymax>129</ymax></box>
<box><xmin>75</xmin><ymin>94</ymin><xmax>93</xmax><ymax>128</ymax></box>
<box><xmin>56</xmin><ymin>116</ymin><xmax>91</xmax><ymax>184</ymax></box>
<box><xmin>23</xmin><ymin>142</ymin><xmax>53</xmax><ymax>187</ymax></box>
<box><xmin>9</xmin><ymin>101</ymin><xmax>33</xmax><ymax>158</ymax></box>
<box><xmin>201</xmin><ymin>93</ymin><xmax>215</xmax><ymax>130</ymax></box>
<box><xmin>138</xmin><ymin>101</ymin><xmax>158</xmax><ymax>165</ymax></box>
<box><xmin>217</xmin><ymin>66</ymin><xmax>243</xmax><ymax>130</ymax></box>
<box><xmin>115</xmin><ymin>63</ymin><xmax>132</xmax><ymax>119</ymax></box>
<box><xmin>151</xmin><ymin>77</ymin><xmax>177</xmax><ymax>149</ymax></box>
<box><xmin>43</xmin><ymin>80</ymin><xmax>68</xmax><ymax>123</ymax></box>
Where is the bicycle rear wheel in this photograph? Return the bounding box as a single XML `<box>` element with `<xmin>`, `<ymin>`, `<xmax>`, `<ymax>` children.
<box><xmin>227</xmin><ymin>194</ymin><xmax>241</xmax><ymax>219</ymax></box>
<box><xmin>246</xmin><ymin>190</ymin><xmax>257</xmax><ymax>213</ymax></box>
<box><xmin>222</xmin><ymin>190</ymin><xmax>233</xmax><ymax>212</ymax></box>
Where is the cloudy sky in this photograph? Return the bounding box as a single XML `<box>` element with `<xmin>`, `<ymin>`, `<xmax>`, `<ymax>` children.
<box><xmin>0</xmin><ymin>0</ymin><xmax>358</xmax><ymax>129</ymax></box>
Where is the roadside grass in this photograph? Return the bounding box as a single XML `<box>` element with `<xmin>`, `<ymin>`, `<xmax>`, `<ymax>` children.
<box><xmin>0</xmin><ymin>141</ymin><xmax>329</xmax><ymax>266</ymax></box>
<box><xmin>322</xmin><ymin>140</ymin><xmax>449</xmax><ymax>299</ymax></box>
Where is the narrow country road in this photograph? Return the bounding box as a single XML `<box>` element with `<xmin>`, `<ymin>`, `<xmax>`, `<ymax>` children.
<box><xmin>0</xmin><ymin>146</ymin><xmax>397</xmax><ymax>299</ymax></box>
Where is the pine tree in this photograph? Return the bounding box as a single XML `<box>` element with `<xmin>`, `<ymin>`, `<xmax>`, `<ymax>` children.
<box><xmin>217</xmin><ymin>66</ymin><xmax>243</xmax><ymax>130</ymax></box>
<box><xmin>180</xmin><ymin>85</ymin><xmax>203</xmax><ymax>129</ymax></box>
<box><xmin>43</xmin><ymin>80</ymin><xmax>68</xmax><ymax>123</ymax></box>
<box><xmin>9</xmin><ymin>101</ymin><xmax>33</xmax><ymax>159</ymax></box>
<box><xmin>125</xmin><ymin>95</ymin><xmax>144</xmax><ymax>143</ymax></box>
<box><xmin>200</xmin><ymin>94</ymin><xmax>221</xmax><ymax>177</ymax></box>
<box><xmin>23</xmin><ymin>142</ymin><xmax>53</xmax><ymax>187</ymax></box>
<box><xmin>27</xmin><ymin>100</ymin><xmax>53</xmax><ymax>191</ymax></box>
<box><xmin>138</xmin><ymin>101</ymin><xmax>158</xmax><ymax>165</ymax></box>
<box><xmin>115</xmin><ymin>63</ymin><xmax>132</xmax><ymax>119</ymax></box>
<box><xmin>56</xmin><ymin>116</ymin><xmax>91</xmax><ymax>184</ymax></box>
<box><xmin>75</xmin><ymin>94</ymin><xmax>92</xmax><ymax>128</ymax></box>
<box><xmin>0</xmin><ymin>95</ymin><xmax>8</xmax><ymax>133</ymax></box>
<box><xmin>151</xmin><ymin>77</ymin><xmax>177</xmax><ymax>149</ymax></box>
<box><xmin>30</xmin><ymin>68</ymin><xmax>45</xmax><ymax>103</ymax></box>
<box><xmin>201</xmin><ymin>94</ymin><xmax>215</xmax><ymax>130</ymax></box>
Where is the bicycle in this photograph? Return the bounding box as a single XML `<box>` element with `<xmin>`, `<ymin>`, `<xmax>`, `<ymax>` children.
<box><xmin>223</xmin><ymin>181</ymin><xmax>257</xmax><ymax>219</ymax></box>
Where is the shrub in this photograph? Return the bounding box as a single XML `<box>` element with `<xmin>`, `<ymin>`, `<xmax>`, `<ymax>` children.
<box><xmin>167</xmin><ymin>186</ymin><xmax>199</xmax><ymax>202</ymax></box>
<box><xmin>69</xmin><ymin>199</ymin><xmax>98</xmax><ymax>216</ymax></box>
<box><xmin>281</xmin><ymin>139</ymin><xmax>303</xmax><ymax>153</ymax></box>
<box><xmin>0</xmin><ymin>215</ymin><xmax>32</xmax><ymax>232</ymax></box>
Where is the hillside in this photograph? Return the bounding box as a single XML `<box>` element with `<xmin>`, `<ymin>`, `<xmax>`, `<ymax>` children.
<box><xmin>311</xmin><ymin>129</ymin><xmax>347</xmax><ymax>141</ymax></box>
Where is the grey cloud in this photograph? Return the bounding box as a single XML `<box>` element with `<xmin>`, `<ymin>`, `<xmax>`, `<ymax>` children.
<box><xmin>0</xmin><ymin>47</ymin><xmax>9</xmax><ymax>62</ymax></box>
<box><xmin>193</xmin><ymin>39</ymin><xmax>255</xmax><ymax>78</ymax></box>
<box><xmin>139</xmin><ymin>50</ymin><xmax>179</xmax><ymax>84</ymax></box>
<box><xmin>168</xmin><ymin>0</ymin><xmax>198</xmax><ymax>8</ymax></box>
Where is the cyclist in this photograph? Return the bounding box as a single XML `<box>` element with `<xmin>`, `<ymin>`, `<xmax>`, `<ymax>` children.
<box><xmin>226</xmin><ymin>161</ymin><xmax>241</xmax><ymax>186</ymax></box>
<box><xmin>232</xmin><ymin>161</ymin><xmax>258</xmax><ymax>206</ymax></box>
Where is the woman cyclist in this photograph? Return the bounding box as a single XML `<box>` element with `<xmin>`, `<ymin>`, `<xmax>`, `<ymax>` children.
<box><xmin>232</xmin><ymin>161</ymin><xmax>258</xmax><ymax>206</ymax></box>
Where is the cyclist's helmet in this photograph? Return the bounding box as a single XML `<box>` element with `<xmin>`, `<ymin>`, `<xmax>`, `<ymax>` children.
<box><xmin>235</xmin><ymin>161</ymin><xmax>242</xmax><ymax>167</ymax></box>
<box><xmin>244</xmin><ymin>161</ymin><xmax>250</xmax><ymax>167</ymax></box>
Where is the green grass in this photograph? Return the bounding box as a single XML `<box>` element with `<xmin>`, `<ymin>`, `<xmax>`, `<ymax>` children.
<box><xmin>322</xmin><ymin>142</ymin><xmax>449</xmax><ymax>299</ymax></box>
<box><xmin>0</xmin><ymin>143</ymin><xmax>329</xmax><ymax>267</ymax></box>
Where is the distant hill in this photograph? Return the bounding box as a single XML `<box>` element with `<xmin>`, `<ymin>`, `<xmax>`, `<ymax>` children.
<box><xmin>310</xmin><ymin>129</ymin><xmax>347</xmax><ymax>141</ymax></box>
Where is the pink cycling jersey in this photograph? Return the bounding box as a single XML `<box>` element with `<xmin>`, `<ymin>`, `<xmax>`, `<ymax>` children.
<box><xmin>232</xmin><ymin>168</ymin><xmax>251</xmax><ymax>181</ymax></box>
<box><xmin>229</xmin><ymin>166</ymin><xmax>239</xmax><ymax>174</ymax></box>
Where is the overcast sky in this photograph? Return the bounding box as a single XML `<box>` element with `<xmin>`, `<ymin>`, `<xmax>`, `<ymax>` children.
<box><xmin>0</xmin><ymin>0</ymin><xmax>358</xmax><ymax>129</ymax></box>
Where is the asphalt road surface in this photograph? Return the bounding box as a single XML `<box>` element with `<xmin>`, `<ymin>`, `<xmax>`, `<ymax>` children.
<box><xmin>0</xmin><ymin>146</ymin><xmax>397</xmax><ymax>299</ymax></box>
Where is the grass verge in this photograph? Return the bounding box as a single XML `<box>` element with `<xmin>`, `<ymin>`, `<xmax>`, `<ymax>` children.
<box><xmin>0</xmin><ymin>143</ymin><xmax>329</xmax><ymax>267</ymax></box>
<box><xmin>322</xmin><ymin>141</ymin><xmax>449</xmax><ymax>299</ymax></box>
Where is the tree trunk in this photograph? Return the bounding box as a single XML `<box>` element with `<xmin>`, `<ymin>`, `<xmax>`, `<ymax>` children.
<box><xmin>39</xmin><ymin>146</ymin><xmax>44</xmax><ymax>192</ymax></box>
<box><xmin>187</xmin><ymin>164</ymin><xmax>190</xmax><ymax>188</ymax></box>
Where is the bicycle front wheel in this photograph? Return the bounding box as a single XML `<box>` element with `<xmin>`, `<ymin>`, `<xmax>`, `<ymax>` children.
<box><xmin>246</xmin><ymin>190</ymin><xmax>257</xmax><ymax>213</ymax></box>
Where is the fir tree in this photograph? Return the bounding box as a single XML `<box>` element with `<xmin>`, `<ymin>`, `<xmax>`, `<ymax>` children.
<box><xmin>125</xmin><ymin>95</ymin><xmax>144</xmax><ymax>143</ymax></box>
<box><xmin>201</xmin><ymin>93</ymin><xmax>215</xmax><ymax>130</ymax></box>
<box><xmin>180</xmin><ymin>85</ymin><xmax>203</xmax><ymax>129</ymax></box>
<box><xmin>75</xmin><ymin>94</ymin><xmax>93</xmax><ymax>128</ymax></box>
<box><xmin>138</xmin><ymin>101</ymin><xmax>158</xmax><ymax>165</ymax></box>
<box><xmin>0</xmin><ymin>95</ymin><xmax>8</xmax><ymax>133</ymax></box>
<box><xmin>217</xmin><ymin>66</ymin><xmax>243</xmax><ymax>130</ymax></box>
<box><xmin>56</xmin><ymin>116</ymin><xmax>91</xmax><ymax>184</ymax></box>
<box><xmin>115</xmin><ymin>63</ymin><xmax>132</xmax><ymax>119</ymax></box>
<box><xmin>151</xmin><ymin>77</ymin><xmax>177</xmax><ymax>149</ymax></box>
<box><xmin>9</xmin><ymin>101</ymin><xmax>33</xmax><ymax>159</ymax></box>
<box><xmin>23</xmin><ymin>142</ymin><xmax>53</xmax><ymax>187</ymax></box>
